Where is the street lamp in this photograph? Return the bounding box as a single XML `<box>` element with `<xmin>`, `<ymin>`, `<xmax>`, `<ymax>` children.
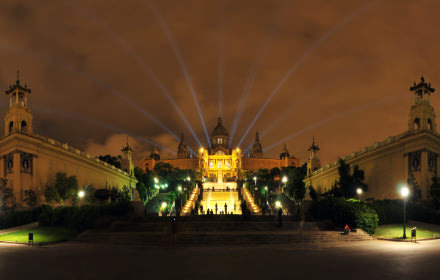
<box><xmin>400</xmin><ymin>184</ymin><xmax>410</xmax><ymax>239</ymax></box>
<box><xmin>282</xmin><ymin>176</ymin><xmax>288</xmax><ymax>192</ymax></box>
<box><xmin>186</xmin><ymin>176</ymin><xmax>191</xmax><ymax>182</ymax></box>
<box><xmin>177</xmin><ymin>186</ymin><xmax>182</xmax><ymax>192</ymax></box>
<box><xmin>275</xmin><ymin>201</ymin><xmax>282</xmax><ymax>208</ymax></box>
<box><xmin>154</xmin><ymin>177</ymin><xmax>159</xmax><ymax>184</ymax></box>
<box><xmin>78</xmin><ymin>190</ymin><xmax>85</xmax><ymax>199</ymax></box>
<box><xmin>264</xmin><ymin>186</ymin><xmax>269</xmax><ymax>205</ymax></box>
<box><xmin>356</xmin><ymin>188</ymin><xmax>363</xmax><ymax>200</ymax></box>
<box><xmin>253</xmin><ymin>176</ymin><xmax>257</xmax><ymax>186</ymax></box>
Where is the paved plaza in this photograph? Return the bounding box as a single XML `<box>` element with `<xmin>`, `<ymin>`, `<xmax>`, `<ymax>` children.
<box><xmin>1</xmin><ymin>240</ymin><xmax>440</xmax><ymax>280</ymax></box>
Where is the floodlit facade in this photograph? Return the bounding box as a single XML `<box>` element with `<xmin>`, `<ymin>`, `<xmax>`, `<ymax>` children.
<box><xmin>305</xmin><ymin>77</ymin><xmax>440</xmax><ymax>200</ymax></box>
<box><xmin>142</xmin><ymin>117</ymin><xmax>300</xmax><ymax>182</ymax></box>
<box><xmin>0</xmin><ymin>76</ymin><xmax>137</xmax><ymax>207</ymax></box>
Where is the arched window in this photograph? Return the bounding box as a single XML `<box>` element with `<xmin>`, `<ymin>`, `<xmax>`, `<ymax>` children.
<box><xmin>21</xmin><ymin>120</ymin><xmax>27</xmax><ymax>133</ymax></box>
<box><xmin>428</xmin><ymin>119</ymin><xmax>433</xmax><ymax>130</ymax></box>
<box><xmin>8</xmin><ymin>121</ymin><xmax>13</xmax><ymax>133</ymax></box>
<box><xmin>414</xmin><ymin>118</ymin><xmax>421</xmax><ymax>130</ymax></box>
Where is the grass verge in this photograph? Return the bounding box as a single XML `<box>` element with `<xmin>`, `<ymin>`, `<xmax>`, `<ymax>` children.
<box><xmin>0</xmin><ymin>226</ymin><xmax>76</xmax><ymax>244</ymax></box>
<box><xmin>375</xmin><ymin>224</ymin><xmax>440</xmax><ymax>240</ymax></box>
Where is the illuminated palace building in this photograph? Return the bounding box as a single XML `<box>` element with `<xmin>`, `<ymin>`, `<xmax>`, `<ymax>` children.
<box><xmin>142</xmin><ymin>117</ymin><xmax>299</xmax><ymax>214</ymax></box>
<box><xmin>143</xmin><ymin>117</ymin><xmax>299</xmax><ymax>182</ymax></box>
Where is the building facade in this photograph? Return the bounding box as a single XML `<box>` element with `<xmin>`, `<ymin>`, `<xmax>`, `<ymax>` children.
<box><xmin>142</xmin><ymin>117</ymin><xmax>300</xmax><ymax>182</ymax></box>
<box><xmin>0</xmin><ymin>77</ymin><xmax>137</xmax><ymax>207</ymax></box>
<box><xmin>305</xmin><ymin>77</ymin><xmax>440</xmax><ymax>200</ymax></box>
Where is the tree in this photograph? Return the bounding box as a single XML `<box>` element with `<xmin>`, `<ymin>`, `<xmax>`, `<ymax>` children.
<box><xmin>309</xmin><ymin>185</ymin><xmax>318</xmax><ymax>201</ymax></box>
<box><xmin>407</xmin><ymin>173</ymin><xmax>421</xmax><ymax>202</ymax></box>
<box><xmin>336</xmin><ymin>159</ymin><xmax>368</xmax><ymax>199</ymax></box>
<box><xmin>0</xmin><ymin>178</ymin><xmax>14</xmax><ymax>209</ymax></box>
<box><xmin>55</xmin><ymin>172</ymin><xmax>79</xmax><ymax>202</ymax></box>
<box><xmin>83</xmin><ymin>185</ymin><xmax>96</xmax><ymax>203</ymax></box>
<box><xmin>287</xmin><ymin>163</ymin><xmax>308</xmax><ymax>204</ymax></box>
<box><xmin>23</xmin><ymin>190</ymin><xmax>37</xmax><ymax>208</ymax></box>
<box><xmin>119</xmin><ymin>185</ymin><xmax>131</xmax><ymax>201</ymax></box>
<box><xmin>44</xmin><ymin>185</ymin><xmax>61</xmax><ymax>205</ymax></box>
<box><xmin>431</xmin><ymin>177</ymin><xmax>440</xmax><ymax>209</ymax></box>
<box><xmin>98</xmin><ymin>154</ymin><xmax>121</xmax><ymax>168</ymax></box>
<box><xmin>44</xmin><ymin>172</ymin><xmax>79</xmax><ymax>205</ymax></box>
<box><xmin>338</xmin><ymin>159</ymin><xmax>353</xmax><ymax>198</ymax></box>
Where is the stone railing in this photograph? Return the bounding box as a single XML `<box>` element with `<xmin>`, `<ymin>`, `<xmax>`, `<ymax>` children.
<box><xmin>310</xmin><ymin>132</ymin><xmax>410</xmax><ymax>176</ymax></box>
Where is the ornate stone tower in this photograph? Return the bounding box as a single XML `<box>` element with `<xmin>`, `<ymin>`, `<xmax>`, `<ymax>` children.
<box><xmin>307</xmin><ymin>136</ymin><xmax>321</xmax><ymax>176</ymax></box>
<box><xmin>408</xmin><ymin>76</ymin><xmax>436</xmax><ymax>133</ymax></box>
<box><xmin>4</xmin><ymin>72</ymin><xmax>33</xmax><ymax>136</ymax></box>
<box><xmin>177</xmin><ymin>133</ymin><xmax>190</xmax><ymax>159</ymax></box>
<box><xmin>250</xmin><ymin>131</ymin><xmax>263</xmax><ymax>158</ymax></box>
<box><xmin>210</xmin><ymin>117</ymin><xmax>230</xmax><ymax>155</ymax></box>
<box><xmin>279</xmin><ymin>143</ymin><xmax>290</xmax><ymax>160</ymax></box>
<box><xmin>120</xmin><ymin>140</ymin><xmax>134</xmax><ymax>176</ymax></box>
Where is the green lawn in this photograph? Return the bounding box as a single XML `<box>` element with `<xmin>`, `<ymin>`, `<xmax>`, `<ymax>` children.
<box><xmin>375</xmin><ymin>224</ymin><xmax>440</xmax><ymax>240</ymax></box>
<box><xmin>0</xmin><ymin>227</ymin><xmax>76</xmax><ymax>244</ymax></box>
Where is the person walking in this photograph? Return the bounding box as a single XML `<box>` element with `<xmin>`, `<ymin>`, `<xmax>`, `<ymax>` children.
<box><xmin>200</xmin><ymin>205</ymin><xmax>204</xmax><ymax>215</ymax></box>
<box><xmin>224</xmin><ymin>203</ymin><xmax>228</xmax><ymax>214</ymax></box>
<box><xmin>277</xmin><ymin>207</ymin><xmax>283</xmax><ymax>227</ymax></box>
<box><xmin>215</xmin><ymin>203</ymin><xmax>218</xmax><ymax>214</ymax></box>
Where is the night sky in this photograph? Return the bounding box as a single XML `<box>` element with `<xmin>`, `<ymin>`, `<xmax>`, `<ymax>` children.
<box><xmin>1</xmin><ymin>0</ymin><xmax>439</xmax><ymax>166</ymax></box>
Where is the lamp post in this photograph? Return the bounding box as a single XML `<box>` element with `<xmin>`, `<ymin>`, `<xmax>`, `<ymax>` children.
<box><xmin>400</xmin><ymin>185</ymin><xmax>410</xmax><ymax>239</ymax></box>
<box><xmin>78</xmin><ymin>190</ymin><xmax>85</xmax><ymax>205</ymax></box>
<box><xmin>264</xmin><ymin>186</ymin><xmax>268</xmax><ymax>204</ymax></box>
<box><xmin>281</xmin><ymin>176</ymin><xmax>288</xmax><ymax>192</ymax></box>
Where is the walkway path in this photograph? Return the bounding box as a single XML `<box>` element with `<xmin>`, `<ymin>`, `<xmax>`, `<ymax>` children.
<box><xmin>0</xmin><ymin>222</ymin><xmax>38</xmax><ymax>235</ymax></box>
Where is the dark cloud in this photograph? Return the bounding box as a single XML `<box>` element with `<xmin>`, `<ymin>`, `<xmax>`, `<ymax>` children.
<box><xmin>0</xmin><ymin>0</ymin><xmax>439</xmax><ymax>166</ymax></box>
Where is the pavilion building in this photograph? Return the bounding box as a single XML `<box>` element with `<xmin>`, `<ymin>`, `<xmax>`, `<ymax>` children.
<box><xmin>305</xmin><ymin>77</ymin><xmax>440</xmax><ymax>200</ymax></box>
<box><xmin>0</xmin><ymin>76</ymin><xmax>137</xmax><ymax>207</ymax></box>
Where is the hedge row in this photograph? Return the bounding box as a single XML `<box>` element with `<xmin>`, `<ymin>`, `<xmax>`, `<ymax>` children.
<box><xmin>0</xmin><ymin>207</ymin><xmax>44</xmax><ymax>230</ymax></box>
<box><xmin>368</xmin><ymin>200</ymin><xmax>440</xmax><ymax>225</ymax></box>
<box><xmin>38</xmin><ymin>202</ymin><xmax>133</xmax><ymax>232</ymax></box>
<box><xmin>309</xmin><ymin>197</ymin><xmax>379</xmax><ymax>234</ymax></box>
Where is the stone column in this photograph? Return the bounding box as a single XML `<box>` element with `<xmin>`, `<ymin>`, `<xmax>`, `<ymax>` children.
<box><xmin>421</xmin><ymin>151</ymin><xmax>429</xmax><ymax>200</ymax></box>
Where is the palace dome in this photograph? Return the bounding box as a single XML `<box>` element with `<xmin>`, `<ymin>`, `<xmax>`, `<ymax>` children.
<box><xmin>211</xmin><ymin>117</ymin><xmax>229</xmax><ymax>137</ymax></box>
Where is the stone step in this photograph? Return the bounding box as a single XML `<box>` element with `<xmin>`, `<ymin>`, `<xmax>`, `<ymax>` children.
<box><xmin>76</xmin><ymin>230</ymin><xmax>373</xmax><ymax>246</ymax></box>
<box><xmin>109</xmin><ymin>220</ymin><xmax>325</xmax><ymax>232</ymax></box>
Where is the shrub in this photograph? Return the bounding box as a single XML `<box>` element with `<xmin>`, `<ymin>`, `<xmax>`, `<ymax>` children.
<box><xmin>309</xmin><ymin>197</ymin><xmax>378</xmax><ymax>234</ymax></box>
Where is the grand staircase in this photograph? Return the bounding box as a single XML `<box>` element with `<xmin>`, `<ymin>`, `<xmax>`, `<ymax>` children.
<box><xmin>242</xmin><ymin>187</ymin><xmax>261</xmax><ymax>214</ymax></box>
<box><xmin>75</xmin><ymin>217</ymin><xmax>374</xmax><ymax>246</ymax></box>
<box><xmin>181</xmin><ymin>186</ymin><xmax>199</xmax><ymax>215</ymax></box>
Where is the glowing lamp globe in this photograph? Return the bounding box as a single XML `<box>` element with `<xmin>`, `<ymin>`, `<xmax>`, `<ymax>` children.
<box><xmin>401</xmin><ymin>186</ymin><xmax>409</xmax><ymax>198</ymax></box>
<box><xmin>78</xmin><ymin>190</ymin><xmax>85</xmax><ymax>198</ymax></box>
<box><xmin>356</xmin><ymin>188</ymin><xmax>363</xmax><ymax>195</ymax></box>
<box><xmin>282</xmin><ymin>176</ymin><xmax>288</xmax><ymax>183</ymax></box>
